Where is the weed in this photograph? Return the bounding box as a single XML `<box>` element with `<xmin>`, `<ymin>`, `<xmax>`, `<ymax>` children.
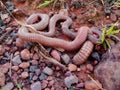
<box><xmin>37</xmin><ymin>0</ymin><xmax>52</xmax><ymax>8</ymax></box>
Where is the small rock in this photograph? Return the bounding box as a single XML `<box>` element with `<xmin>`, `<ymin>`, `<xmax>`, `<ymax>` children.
<box><xmin>0</xmin><ymin>72</ymin><xmax>5</xmax><ymax>86</ymax></box>
<box><xmin>19</xmin><ymin>62</ymin><xmax>30</xmax><ymax>69</ymax></box>
<box><xmin>59</xmin><ymin>9</ymin><xmax>68</xmax><ymax>16</ymax></box>
<box><xmin>64</xmin><ymin>75</ymin><xmax>78</xmax><ymax>88</ymax></box>
<box><xmin>35</xmin><ymin>69</ymin><xmax>41</xmax><ymax>76</ymax></box>
<box><xmin>0</xmin><ymin>63</ymin><xmax>10</xmax><ymax>73</ymax></box>
<box><xmin>31</xmin><ymin>81</ymin><xmax>41</xmax><ymax>90</ymax></box>
<box><xmin>86</xmin><ymin>64</ymin><xmax>93</xmax><ymax>72</ymax></box>
<box><xmin>76</xmin><ymin>83</ymin><xmax>85</xmax><ymax>88</ymax></box>
<box><xmin>47</xmin><ymin>76</ymin><xmax>53</xmax><ymax>81</ymax></box>
<box><xmin>91</xmin><ymin>52</ymin><xmax>101</xmax><ymax>62</ymax></box>
<box><xmin>51</xmin><ymin>50</ymin><xmax>61</xmax><ymax>61</ymax></box>
<box><xmin>30</xmin><ymin>66</ymin><xmax>37</xmax><ymax>73</ymax></box>
<box><xmin>41</xmin><ymin>80</ymin><xmax>48</xmax><ymax>89</ymax></box>
<box><xmin>32</xmin><ymin>75</ymin><xmax>38</xmax><ymax>81</ymax></box>
<box><xmin>85</xmin><ymin>80</ymin><xmax>102</xmax><ymax>90</ymax></box>
<box><xmin>21</xmin><ymin>72</ymin><xmax>29</xmax><ymax>79</ymax></box>
<box><xmin>68</xmin><ymin>64</ymin><xmax>77</xmax><ymax>71</ymax></box>
<box><xmin>39</xmin><ymin>73</ymin><xmax>48</xmax><ymax>80</ymax></box>
<box><xmin>20</xmin><ymin>49</ymin><xmax>30</xmax><ymax>60</ymax></box>
<box><xmin>31</xmin><ymin>60</ymin><xmax>38</xmax><ymax>65</ymax></box>
<box><xmin>1</xmin><ymin>82</ymin><xmax>14</xmax><ymax>90</ymax></box>
<box><xmin>110</xmin><ymin>13</ymin><xmax>117</xmax><ymax>22</ymax></box>
<box><xmin>16</xmin><ymin>38</ymin><xmax>25</xmax><ymax>48</ymax></box>
<box><xmin>33</xmin><ymin>53</ymin><xmax>39</xmax><ymax>60</ymax></box>
<box><xmin>12</xmin><ymin>55</ymin><xmax>22</xmax><ymax>65</ymax></box>
<box><xmin>44</xmin><ymin>88</ymin><xmax>50</xmax><ymax>90</ymax></box>
<box><xmin>0</xmin><ymin>45</ymin><xmax>5</xmax><ymax>55</ymax></box>
<box><xmin>48</xmin><ymin>80</ymin><xmax>54</xmax><ymax>87</ymax></box>
<box><xmin>12</xmin><ymin>66</ymin><xmax>19</xmax><ymax>71</ymax></box>
<box><xmin>43</xmin><ymin>67</ymin><xmax>53</xmax><ymax>75</ymax></box>
<box><xmin>61</xmin><ymin>54</ymin><xmax>70</xmax><ymax>64</ymax></box>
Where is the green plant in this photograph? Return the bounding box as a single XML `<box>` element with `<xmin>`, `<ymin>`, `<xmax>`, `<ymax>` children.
<box><xmin>113</xmin><ymin>0</ymin><xmax>120</xmax><ymax>6</ymax></box>
<box><xmin>99</xmin><ymin>24</ymin><xmax>120</xmax><ymax>49</ymax></box>
<box><xmin>37</xmin><ymin>0</ymin><xmax>52</xmax><ymax>8</ymax></box>
<box><xmin>15</xmin><ymin>82</ymin><xmax>23</xmax><ymax>90</ymax></box>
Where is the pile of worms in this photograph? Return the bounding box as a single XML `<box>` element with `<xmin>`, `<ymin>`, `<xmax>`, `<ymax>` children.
<box><xmin>18</xmin><ymin>13</ymin><xmax>102</xmax><ymax>65</ymax></box>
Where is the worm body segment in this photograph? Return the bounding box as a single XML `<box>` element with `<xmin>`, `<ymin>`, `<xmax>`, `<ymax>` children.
<box><xmin>73</xmin><ymin>40</ymin><xmax>94</xmax><ymax>65</ymax></box>
<box><xmin>18</xmin><ymin>26</ymin><xmax>89</xmax><ymax>51</ymax></box>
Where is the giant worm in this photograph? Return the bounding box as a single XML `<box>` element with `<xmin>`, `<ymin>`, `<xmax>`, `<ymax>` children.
<box><xmin>18</xmin><ymin>26</ymin><xmax>89</xmax><ymax>51</ymax></box>
<box><xmin>26</xmin><ymin>14</ymin><xmax>73</xmax><ymax>37</ymax></box>
<box><xmin>72</xmin><ymin>40</ymin><xmax>94</xmax><ymax>65</ymax></box>
<box><xmin>26</xmin><ymin>13</ymin><xmax>49</xmax><ymax>31</ymax></box>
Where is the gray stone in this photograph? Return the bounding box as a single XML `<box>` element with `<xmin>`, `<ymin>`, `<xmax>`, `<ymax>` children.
<box><xmin>61</xmin><ymin>54</ymin><xmax>70</xmax><ymax>64</ymax></box>
<box><xmin>12</xmin><ymin>55</ymin><xmax>22</xmax><ymax>65</ymax></box>
<box><xmin>2</xmin><ymin>82</ymin><xmax>14</xmax><ymax>90</ymax></box>
<box><xmin>64</xmin><ymin>75</ymin><xmax>78</xmax><ymax>88</ymax></box>
<box><xmin>43</xmin><ymin>67</ymin><xmax>53</xmax><ymax>75</ymax></box>
<box><xmin>31</xmin><ymin>81</ymin><xmax>41</xmax><ymax>90</ymax></box>
<box><xmin>39</xmin><ymin>73</ymin><xmax>48</xmax><ymax>80</ymax></box>
<box><xmin>94</xmin><ymin>42</ymin><xmax>120</xmax><ymax>90</ymax></box>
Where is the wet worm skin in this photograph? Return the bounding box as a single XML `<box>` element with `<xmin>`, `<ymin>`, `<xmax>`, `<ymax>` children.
<box><xmin>18</xmin><ymin>26</ymin><xmax>89</xmax><ymax>51</ymax></box>
<box><xmin>26</xmin><ymin>13</ymin><xmax>49</xmax><ymax>31</ymax></box>
<box><xmin>26</xmin><ymin>14</ymin><xmax>73</xmax><ymax>37</ymax></box>
<box><xmin>72</xmin><ymin>40</ymin><xmax>94</xmax><ymax>65</ymax></box>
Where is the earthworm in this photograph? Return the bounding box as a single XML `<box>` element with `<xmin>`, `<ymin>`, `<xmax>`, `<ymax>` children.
<box><xmin>72</xmin><ymin>40</ymin><xmax>94</xmax><ymax>65</ymax></box>
<box><xmin>18</xmin><ymin>26</ymin><xmax>89</xmax><ymax>51</ymax></box>
<box><xmin>62</xmin><ymin>26</ymin><xmax>102</xmax><ymax>44</ymax></box>
<box><xmin>88</xmin><ymin>27</ymin><xmax>102</xmax><ymax>44</ymax></box>
<box><xmin>26</xmin><ymin>14</ymin><xmax>73</xmax><ymax>37</ymax></box>
<box><xmin>26</xmin><ymin>13</ymin><xmax>49</xmax><ymax>31</ymax></box>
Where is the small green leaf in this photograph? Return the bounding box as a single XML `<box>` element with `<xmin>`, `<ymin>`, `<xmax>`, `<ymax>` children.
<box><xmin>37</xmin><ymin>0</ymin><xmax>51</xmax><ymax>8</ymax></box>
<box><xmin>103</xmin><ymin>42</ymin><xmax>107</xmax><ymax>50</ymax></box>
<box><xmin>101</xmin><ymin>26</ymin><xmax>106</xmax><ymax>43</ymax></box>
<box><xmin>105</xmin><ymin>39</ymin><xmax>111</xmax><ymax>49</ymax></box>
<box><xmin>106</xmin><ymin>24</ymin><xmax>114</xmax><ymax>35</ymax></box>
<box><xmin>107</xmin><ymin>29</ymin><xmax>120</xmax><ymax>35</ymax></box>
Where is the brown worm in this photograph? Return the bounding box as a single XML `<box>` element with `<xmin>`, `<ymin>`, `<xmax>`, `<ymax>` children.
<box><xmin>72</xmin><ymin>40</ymin><xmax>94</xmax><ymax>65</ymax></box>
<box><xmin>18</xmin><ymin>26</ymin><xmax>89</xmax><ymax>51</ymax></box>
<box><xmin>26</xmin><ymin>13</ymin><xmax>49</xmax><ymax>31</ymax></box>
<box><xmin>62</xmin><ymin>26</ymin><xmax>102</xmax><ymax>44</ymax></box>
<box><xmin>26</xmin><ymin>14</ymin><xmax>73</xmax><ymax>37</ymax></box>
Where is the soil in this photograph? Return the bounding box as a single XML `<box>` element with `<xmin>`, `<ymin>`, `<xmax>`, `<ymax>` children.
<box><xmin>0</xmin><ymin>0</ymin><xmax>120</xmax><ymax>90</ymax></box>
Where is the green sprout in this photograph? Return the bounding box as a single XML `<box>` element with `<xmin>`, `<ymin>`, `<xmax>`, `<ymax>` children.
<box><xmin>37</xmin><ymin>0</ymin><xmax>52</xmax><ymax>8</ymax></box>
<box><xmin>99</xmin><ymin>24</ymin><xmax>120</xmax><ymax>49</ymax></box>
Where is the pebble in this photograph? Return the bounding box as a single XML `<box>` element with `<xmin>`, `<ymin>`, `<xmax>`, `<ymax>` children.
<box><xmin>86</xmin><ymin>64</ymin><xmax>93</xmax><ymax>72</ymax></box>
<box><xmin>85</xmin><ymin>80</ymin><xmax>102</xmax><ymax>90</ymax></box>
<box><xmin>1</xmin><ymin>82</ymin><xmax>14</xmax><ymax>90</ymax></box>
<box><xmin>21</xmin><ymin>72</ymin><xmax>29</xmax><ymax>79</ymax></box>
<box><xmin>0</xmin><ymin>63</ymin><xmax>10</xmax><ymax>73</ymax></box>
<box><xmin>0</xmin><ymin>45</ymin><xmax>5</xmax><ymax>56</ymax></box>
<box><xmin>51</xmin><ymin>50</ymin><xmax>61</xmax><ymax>61</ymax></box>
<box><xmin>33</xmin><ymin>53</ymin><xmax>39</xmax><ymax>60</ymax></box>
<box><xmin>0</xmin><ymin>72</ymin><xmax>5</xmax><ymax>86</ymax></box>
<box><xmin>32</xmin><ymin>75</ymin><xmax>38</xmax><ymax>81</ymax></box>
<box><xmin>41</xmin><ymin>80</ymin><xmax>48</xmax><ymax>89</ymax></box>
<box><xmin>44</xmin><ymin>88</ymin><xmax>50</xmax><ymax>90</ymax></box>
<box><xmin>12</xmin><ymin>55</ymin><xmax>22</xmax><ymax>65</ymax></box>
<box><xmin>12</xmin><ymin>66</ymin><xmax>19</xmax><ymax>71</ymax></box>
<box><xmin>64</xmin><ymin>75</ymin><xmax>78</xmax><ymax>88</ymax></box>
<box><xmin>35</xmin><ymin>69</ymin><xmax>41</xmax><ymax>76</ymax></box>
<box><xmin>39</xmin><ymin>73</ymin><xmax>48</xmax><ymax>80</ymax></box>
<box><xmin>61</xmin><ymin>54</ymin><xmax>70</xmax><ymax>64</ymax></box>
<box><xmin>31</xmin><ymin>81</ymin><xmax>41</xmax><ymax>90</ymax></box>
<box><xmin>68</xmin><ymin>64</ymin><xmax>77</xmax><ymax>72</ymax></box>
<box><xmin>30</xmin><ymin>66</ymin><xmax>37</xmax><ymax>73</ymax></box>
<box><xmin>110</xmin><ymin>13</ymin><xmax>117</xmax><ymax>22</ymax></box>
<box><xmin>20</xmin><ymin>49</ymin><xmax>31</xmax><ymax>60</ymax></box>
<box><xmin>76</xmin><ymin>83</ymin><xmax>85</xmax><ymax>88</ymax></box>
<box><xmin>43</xmin><ymin>67</ymin><xmax>53</xmax><ymax>75</ymax></box>
<box><xmin>19</xmin><ymin>62</ymin><xmax>30</xmax><ymax>69</ymax></box>
<box><xmin>91</xmin><ymin>52</ymin><xmax>101</xmax><ymax>62</ymax></box>
<box><xmin>31</xmin><ymin>60</ymin><xmax>38</xmax><ymax>65</ymax></box>
<box><xmin>48</xmin><ymin>80</ymin><xmax>54</xmax><ymax>87</ymax></box>
<box><xmin>15</xmin><ymin>38</ymin><xmax>25</xmax><ymax>48</ymax></box>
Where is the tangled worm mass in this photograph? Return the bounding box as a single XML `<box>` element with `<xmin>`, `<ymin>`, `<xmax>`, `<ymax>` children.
<box><xmin>18</xmin><ymin>13</ymin><xmax>102</xmax><ymax>65</ymax></box>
